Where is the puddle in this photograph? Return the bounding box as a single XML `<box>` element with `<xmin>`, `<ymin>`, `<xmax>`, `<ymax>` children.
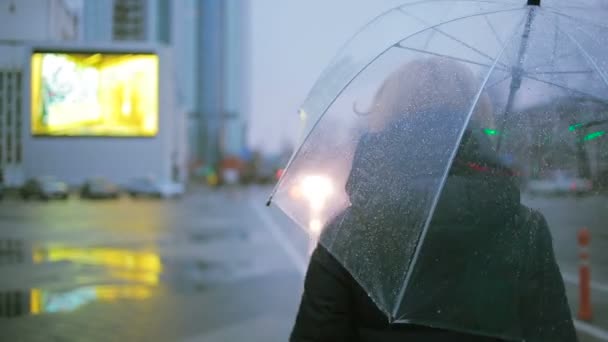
<box><xmin>0</xmin><ymin>285</ymin><xmax>155</xmax><ymax>318</ymax></box>
<box><xmin>0</xmin><ymin>245</ymin><xmax>163</xmax><ymax>318</ymax></box>
<box><xmin>1</xmin><ymin>239</ymin><xmax>264</xmax><ymax>318</ymax></box>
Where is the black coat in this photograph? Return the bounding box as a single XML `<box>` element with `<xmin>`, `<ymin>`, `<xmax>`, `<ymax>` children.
<box><xmin>290</xmin><ymin>208</ymin><xmax>576</xmax><ymax>341</ymax></box>
<box><xmin>290</xmin><ymin>121</ymin><xmax>577</xmax><ymax>342</ymax></box>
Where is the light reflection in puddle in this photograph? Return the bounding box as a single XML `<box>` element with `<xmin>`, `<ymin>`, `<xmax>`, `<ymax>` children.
<box><xmin>11</xmin><ymin>246</ymin><xmax>165</xmax><ymax>316</ymax></box>
<box><xmin>29</xmin><ymin>285</ymin><xmax>153</xmax><ymax>315</ymax></box>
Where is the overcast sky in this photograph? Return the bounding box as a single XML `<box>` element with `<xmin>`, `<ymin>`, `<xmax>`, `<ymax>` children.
<box><xmin>247</xmin><ymin>0</ymin><xmax>405</xmax><ymax>153</ymax></box>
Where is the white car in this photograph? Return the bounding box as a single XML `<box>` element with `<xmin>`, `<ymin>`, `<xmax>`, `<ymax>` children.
<box><xmin>527</xmin><ymin>170</ymin><xmax>592</xmax><ymax>196</ymax></box>
<box><xmin>124</xmin><ymin>177</ymin><xmax>184</xmax><ymax>198</ymax></box>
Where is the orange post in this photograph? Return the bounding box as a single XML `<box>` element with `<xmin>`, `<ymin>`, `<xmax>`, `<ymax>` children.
<box><xmin>578</xmin><ymin>227</ymin><xmax>592</xmax><ymax>321</ymax></box>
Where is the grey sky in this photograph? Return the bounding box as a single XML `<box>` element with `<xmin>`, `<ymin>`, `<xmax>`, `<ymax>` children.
<box><xmin>246</xmin><ymin>0</ymin><xmax>404</xmax><ymax>153</ymax></box>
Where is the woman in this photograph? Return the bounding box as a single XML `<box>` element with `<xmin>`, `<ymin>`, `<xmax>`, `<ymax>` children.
<box><xmin>290</xmin><ymin>58</ymin><xmax>576</xmax><ymax>341</ymax></box>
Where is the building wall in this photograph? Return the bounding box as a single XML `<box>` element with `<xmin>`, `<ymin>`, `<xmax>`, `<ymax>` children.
<box><xmin>193</xmin><ymin>0</ymin><xmax>248</xmax><ymax>166</ymax></box>
<box><xmin>82</xmin><ymin>0</ymin><xmax>113</xmax><ymax>42</ymax></box>
<box><xmin>171</xmin><ymin>0</ymin><xmax>197</xmax><ymax>114</ymax></box>
<box><xmin>80</xmin><ymin>0</ymin><xmax>248</xmax><ymax>171</ymax></box>
<box><xmin>196</xmin><ymin>0</ymin><xmax>223</xmax><ymax>166</ymax></box>
<box><xmin>48</xmin><ymin>0</ymin><xmax>79</xmax><ymax>40</ymax></box>
<box><xmin>0</xmin><ymin>45</ymin><xmax>24</xmax><ymax>186</ymax></box>
<box><xmin>221</xmin><ymin>0</ymin><xmax>248</xmax><ymax>158</ymax></box>
<box><xmin>0</xmin><ymin>0</ymin><xmax>77</xmax><ymax>41</ymax></box>
<box><xmin>19</xmin><ymin>43</ymin><xmax>185</xmax><ymax>186</ymax></box>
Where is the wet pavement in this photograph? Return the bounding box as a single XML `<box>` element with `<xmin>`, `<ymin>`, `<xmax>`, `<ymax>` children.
<box><xmin>0</xmin><ymin>186</ymin><xmax>606</xmax><ymax>341</ymax></box>
<box><xmin>522</xmin><ymin>194</ymin><xmax>608</xmax><ymax>342</ymax></box>
<box><xmin>0</xmin><ymin>186</ymin><xmax>308</xmax><ymax>341</ymax></box>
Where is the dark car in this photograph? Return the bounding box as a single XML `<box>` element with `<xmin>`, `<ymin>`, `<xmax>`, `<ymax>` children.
<box><xmin>81</xmin><ymin>177</ymin><xmax>120</xmax><ymax>199</ymax></box>
<box><xmin>21</xmin><ymin>177</ymin><xmax>69</xmax><ymax>200</ymax></box>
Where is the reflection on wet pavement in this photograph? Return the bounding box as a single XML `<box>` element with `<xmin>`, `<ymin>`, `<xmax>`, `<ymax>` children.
<box><xmin>0</xmin><ymin>246</ymin><xmax>163</xmax><ymax>318</ymax></box>
<box><xmin>0</xmin><ymin>188</ymin><xmax>305</xmax><ymax>342</ymax></box>
<box><xmin>33</xmin><ymin>246</ymin><xmax>162</xmax><ymax>285</ymax></box>
<box><xmin>29</xmin><ymin>285</ymin><xmax>153</xmax><ymax>315</ymax></box>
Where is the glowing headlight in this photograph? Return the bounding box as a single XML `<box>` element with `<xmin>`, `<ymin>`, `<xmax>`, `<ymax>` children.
<box><xmin>300</xmin><ymin>175</ymin><xmax>333</xmax><ymax>211</ymax></box>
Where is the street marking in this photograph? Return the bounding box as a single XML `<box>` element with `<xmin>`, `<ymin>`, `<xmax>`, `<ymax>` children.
<box><xmin>562</xmin><ymin>272</ymin><xmax>608</xmax><ymax>293</ymax></box>
<box><xmin>574</xmin><ymin>319</ymin><xmax>608</xmax><ymax>341</ymax></box>
<box><xmin>250</xmin><ymin>200</ymin><xmax>307</xmax><ymax>275</ymax></box>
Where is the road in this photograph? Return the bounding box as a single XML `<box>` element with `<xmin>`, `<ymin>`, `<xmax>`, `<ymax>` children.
<box><xmin>523</xmin><ymin>193</ymin><xmax>608</xmax><ymax>341</ymax></box>
<box><xmin>0</xmin><ymin>185</ymin><xmax>606</xmax><ymax>341</ymax></box>
<box><xmin>0</xmin><ymin>186</ymin><xmax>307</xmax><ymax>341</ymax></box>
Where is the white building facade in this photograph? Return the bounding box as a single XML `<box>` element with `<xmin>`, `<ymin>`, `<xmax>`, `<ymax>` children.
<box><xmin>0</xmin><ymin>0</ymin><xmax>185</xmax><ymax>186</ymax></box>
<box><xmin>0</xmin><ymin>0</ymin><xmax>78</xmax><ymax>185</ymax></box>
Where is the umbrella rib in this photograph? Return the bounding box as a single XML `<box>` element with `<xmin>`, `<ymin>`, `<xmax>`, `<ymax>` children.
<box><xmin>544</xmin><ymin>4</ymin><xmax>608</xmax><ymax>12</ymax></box>
<box><xmin>546</xmin><ymin>9</ymin><xmax>608</xmax><ymax>31</ymax></box>
<box><xmin>549</xmin><ymin>16</ymin><xmax>608</xmax><ymax>92</ymax></box>
<box><xmin>523</xmin><ymin>75</ymin><xmax>608</xmax><ymax>106</ymax></box>
<box><xmin>486</xmin><ymin>74</ymin><xmax>511</xmax><ymax>89</ymax></box>
<box><xmin>397</xmin><ymin>7</ymin><xmax>510</xmax><ymax>69</ymax></box>
<box><xmin>525</xmin><ymin>70</ymin><xmax>594</xmax><ymax>75</ymax></box>
<box><xmin>317</xmin><ymin>0</ymin><xmax>517</xmax><ymax>83</ymax></box>
<box><xmin>267</xmin><ymin>6</ymin><xmax>526</xmax><ymax>205</ymax></box>
<box><xmin>394</xmin><ymin>45</ymin><xmax>509</xmax><ymax>71</ymax></box>
<box><xmin>483</xmin><ymin>14</ymin><xmax>509</xmax><ymax>57</ymax></box>
<box><xmin>398</xmin><ymin>0</ymin><xmax>520</xmax><ymax>10</ymax></box>
<box><xmin>391</xmin><ymin>9</ymin><xmax>529</xmax><ymax>321</ymax></box>
<box><xmin>526</xmin><ymin>51</ymin><xmax>581</xmax><ymax>71</ymax></box>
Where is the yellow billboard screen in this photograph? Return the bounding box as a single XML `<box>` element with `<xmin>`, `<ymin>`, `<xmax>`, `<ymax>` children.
<box><xmin>31</xmin><ymin>52</ymin><xmax>159</xmax><ymax>137</ymax></box>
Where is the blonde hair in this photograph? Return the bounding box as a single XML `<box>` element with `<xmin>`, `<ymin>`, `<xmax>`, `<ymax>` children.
<box><xmin>357</xmin><ymin>57</ymin><xmax>494</xmax><ymax>132</ymax></box>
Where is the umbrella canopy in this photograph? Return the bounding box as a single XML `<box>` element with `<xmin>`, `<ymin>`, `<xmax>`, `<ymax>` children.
<box><xmin>269</xmin><ymin>0</ymin><xmax>607</xmax><ymax>339</ymax></box>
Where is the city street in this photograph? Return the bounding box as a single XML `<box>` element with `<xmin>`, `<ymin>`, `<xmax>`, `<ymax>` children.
<box><xmin>0</xmin><ymin>186</ymin><xmax>308</xmax><ymax>341</ymax></box>
<box><xmin>523</xmin><ymin>194</ymin><xmax>608</xmax><ymax>341</ymax></box>
<box><xmin>0</xmin><ymin>186</ymin><xmax>606</xmax><ymax>341</ymax></box>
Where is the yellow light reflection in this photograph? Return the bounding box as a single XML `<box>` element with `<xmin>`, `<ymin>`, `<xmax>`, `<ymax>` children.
<box><xmin>41</xmin><ymin>247</ymin><xmax>161</xmax><ymax>272</ymax></box>
<box><xmin>95</xmin><ymin>285</ymin><xmax>152</xmax><ymax>301</ymax></box>
<box><xmin>30</xmin><ymin>289</ymin><xmax>42</xmax><ymax>315</ymax></box>
<box><xmin>31</xmin><ymin>52</ymin><xmax>159</xmax><ymax>136</ymax></box>
<box><xmin>29</xmin><ymin>285</ymin><xmax>153</xmax><ymax>315</ymax></box>
<box><xmin>30</xmin><ymin>247</ymin><xmax>161</xmax><ymax>315</ymax></box>
<box><xmin>33</xmin><ymin>247</ymin><xmax>162</xmax><ymax>286</ymax></box>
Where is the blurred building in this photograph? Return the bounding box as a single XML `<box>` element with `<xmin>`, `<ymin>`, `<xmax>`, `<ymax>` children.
<box><xmin>0</xmin><ymin>0</ymin><xmax>78</xmax><ymax>41</ymax></box>
<box><xmin>23</xmin><ymin>42</ymin><xmax>180</xmax><ymax>186</ymax></box>
<box><xmin>83</xmin><ymin>0</ymin><xmax>249</xmax><ymax>174</ymax></box>
<box><xmin>82</xmin><ymin>0</ymin><xmax>170</xmax><ymax>43</ymax></box>
<box><xmin>0</xmin><ymin>0</ymin><xmax>78</xmax><ymax>185</ymax></box>
<box><xmin>0</xmin><ymin>0</ymin><xmax>183</xmax><ymax>186</ymax></box>
<box><xmin>174</xmin><ymin>0</ymin><xmax>249</xmax><ymax>172</ymax></box>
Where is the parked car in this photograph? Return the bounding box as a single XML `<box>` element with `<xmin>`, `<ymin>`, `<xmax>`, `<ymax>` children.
<box><xmin>527</xmin><ymin>170</ymin><xmax>593</xmax><ymax>196</ymax></box>
<box><xmin>81</xmin><ymin>178</ymin><xmax>120</xmax><ymax>199</ymax></box>
<box><xmin>21</xmin><ymin>177</ymin><xmax>69</xmax><ymax>200</ymax></box>
<box><xmin>124</xmin><ymin>177</ymin><xmax>184</xmax><ymax>198</ymax></box>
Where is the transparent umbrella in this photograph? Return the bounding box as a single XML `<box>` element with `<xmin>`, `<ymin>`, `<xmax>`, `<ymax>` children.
<box><xmin>268</xmin><ymin>0</ymin><xmax>607</xmax><ymax>339</ymax></box>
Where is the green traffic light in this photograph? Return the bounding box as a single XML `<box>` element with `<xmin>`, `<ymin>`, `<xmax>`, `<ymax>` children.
<box><xmin>483</xmin><ymin>128</ymin><xmax>499</xmax><ymax>136</ymax></box>
<box><xmin>569</xmin><ymin>123</ymin><xmax>584</xmax><ymax>131</ymax></box>
<box><xmin>583</xmin><ymin>131</ymin><xmax>605</xmax><ymax>142</ymax></box>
